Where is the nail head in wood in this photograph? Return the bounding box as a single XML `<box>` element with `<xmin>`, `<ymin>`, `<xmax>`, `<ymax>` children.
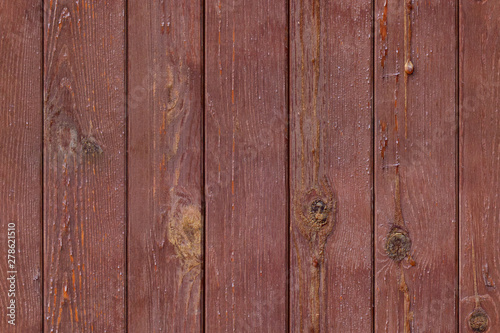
<box><xmin>405</xmin><ymin>60</ymin><xmax>414</xmax><ymax>75</ymax></box>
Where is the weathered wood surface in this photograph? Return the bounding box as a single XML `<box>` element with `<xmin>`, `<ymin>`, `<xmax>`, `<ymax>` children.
<box><xmin>2</xmin><ymin>1</ymin><xmax>500</xmax><ymax>331</ymax></box>
<box><xmin>459</xmin><ymin>1</ymin><xmax>500</xmax><ymax>332</ymax></box>
<box><xmin>43</xmin><ymin>0</ymin><xmax>126</xmax><ymax>331</ymax></box>
<box><xmin>127</xmin><ymin>0</ymin><xmax>203</xmax><ymax>331</ymax></box>
<box><xmin>0</xmin><ymin>0</ymin><xmax>43</xmax><ymax>331</ymax></box>
<box><xmin>204</xmin><ymin>0</ymin><xmax>289</xmax><ymax>331</ymax></box>
<box><xmin>374</xmin><ymin>0</ymin><xmax>458</xmax><ymax>332</ymax></box>
<box><xmin>289</xmin><ymin>0</ymin><xmax>373</xmax><ymax>331</ymax></box>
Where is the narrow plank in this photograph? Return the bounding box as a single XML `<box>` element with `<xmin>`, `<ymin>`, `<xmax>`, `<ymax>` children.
<box><xmin>289</xmin><ymin>1</ymin><xmax>373</xmax><ymax>331</ymax></box>
<box><xmin>374</xmin><ymin>0</ymin><xmax>457</xmax><ymax>332</ymax></box>
<box><xmin>459</xmin><ymin>1</ymin><xmax>500</xmax><ymax>332</ymax></box>
<box><xmin>43</xmin><ymin>0</ymin><xmax>126</xmax><ymax>331</ymax></box>
<box><xmin>205</xmin><ymin>0</ymin><xmax>288</xmax><ymax>331</ymax></box>
<box><xmin>127</xmin><ymin>0</ymin><xmax>203</xmax><ymax>331</ymax></box>
<box><xmin>0</xmin><ymin>0</ymin><xmax>42</xmax><ymax>331</ymax></box>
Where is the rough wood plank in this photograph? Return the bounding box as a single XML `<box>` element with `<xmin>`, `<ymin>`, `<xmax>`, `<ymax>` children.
<box><xmin>374</xmin><ymin>0</ymin><xmax>457</xmax><ymax>331</ymax></box>
<box><xmin>0</xmin><ymin>0</ymin><xmax>42</xmax><ymax>331</ymax></box>
<box><xmin>204</xmin><ymin>0</ymin><xmax>288</xmax><ymax>331</ymax></box>
<box><xmin>459</xmin><ymin>1</ymin><xmax>500</xmax><ymax>332</ymax></box>
<box><xmin>127</xmin><ymin>0</ymin><xmax>203</xmax><ymax>331</ymax></box>
<box><xmin>289</xmin><ymin>1</ymin><xmax>373</xmax><ymax>331</ymax></box>
<box><xmin>43</xmin><ymin>0</ymin><xmax>126</xmax><ymax>331</ymax></box>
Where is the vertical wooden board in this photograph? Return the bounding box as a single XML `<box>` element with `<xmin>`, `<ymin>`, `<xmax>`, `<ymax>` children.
<box><xmin>127</xmin><ymin>0</ymin><xmax>203</xmax><ymax>331</ymax></box>
<box><xmin>205</xmin><ymin>0</ymin><xmax>288</xmax><ymax>331</ymax></box>
<box><xmin>459</xmin><ymin>1</ymin><xmax>500</xmax><ymax>332</ymax></box>
<box><xmin>0</xmin><ymin>1</ymin><xmax>42</xmax><ymax>331</ymax></box>
<box><xmin>374</xmin><ymin>0</ymin><xmax>457</xmax><ymax>332</ymax></box>
<box><xmin>43</xmin><ymin>0</ymin><xmax>126</xmax><ymax>331</ymax></box>
<box><xmin>289</xmin><ymin>1</ymin><xmax>373</xmax><ymax>332</ymax></box>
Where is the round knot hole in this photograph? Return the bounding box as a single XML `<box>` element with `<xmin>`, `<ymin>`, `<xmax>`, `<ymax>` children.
<box><xmin>385</xmin><ymin>228</ymin><xmax>411</xmax><ymax>262</ymax></box>
<box><xmin>469</xmin><ymin>308</ymin><xmax>489</xmax><ymax>332</ymax></box>
<box><xmin>310</xmin><ymin>199</ymin><xmax>329</xmax><ymax>225</ymax></box>
<box><xmin>82</xmin><ymin>137</ymin><xmax>103</xmax><ymax>155</ymax></box>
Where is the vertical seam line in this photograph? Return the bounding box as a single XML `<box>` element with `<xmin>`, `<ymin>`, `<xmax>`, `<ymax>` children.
<box><xmin>455</xmin><ymin>0</ymin><xmax>460</xmax><ymax>330</ymax></box>
<box><xmin>202</xmin><ymin>0</ymin><xmax>207</xmax><ymax>331</ymax></box>
<box><xmin>124</xmin><ymin>0</ymin><xmax>129</xmax><ymax>330</ymax></box>
<box><xmin>287</xmin><ymin>0</ymin><xmax>291</xmax><ymax>330</ymax></box>
<box><xmin>371</xmin><ymin>0</ymin><xmax>376</xmax><ymax>331</ymax></box>
<box><xmin>41</xmin><ymin>0</ymin><xmax>45</xmax><ymax>331</ymax></box>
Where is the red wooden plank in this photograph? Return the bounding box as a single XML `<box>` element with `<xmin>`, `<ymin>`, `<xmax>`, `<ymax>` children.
<box><xmin>0</xmin><ymin>1</ymin><xmax>42</xmax><ymax>331</ymax></box>
<box><xmin>289</xmin><ymin>1</ymin><xmax>373</xmax><ymax>331</ymax></box>
<box><xmin>459</xmin><ymin>1</ymin><xmax>500</xmax><ymax>332</ymax></box>
<box><xmin>204</xmin><ymin>0</ymin><xmax>289</xmax><ymax>331</ymax></box>
<box><xmin>127</xmin><ymin>0</ymin><xmax>203</xmax><ymax>331</ymax></box>
<box><xmin>374</xmin><ymin>0</ymin><xmax>457</xmax><ymax>331</ymax></box>
<box><xmin>43</xmin><ymin>0</ymin><xmax>126</xmax><ymax>331</ymax></box>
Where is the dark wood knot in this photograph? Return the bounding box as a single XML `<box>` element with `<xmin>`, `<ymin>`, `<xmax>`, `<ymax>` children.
<box><xmin>469</xmin><ymin>307</ymin><xmax>489</xmax><ymax>332</ymax></box>
<box><xmin>82</xmin><ymin>137</ymin><xmax>103</xmax><ymax>155</ymax></box>
<box><xmin>385</xmin><ymin>227</ymin><xmax>411</xmax><ymax>262</ymax></box>
<box><xmin>310</xmin><ymin>199</ymin><xmax>329</xmax><ymax>226</ymax></box>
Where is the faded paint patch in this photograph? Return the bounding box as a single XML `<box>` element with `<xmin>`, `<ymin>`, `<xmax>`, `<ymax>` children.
<box><xmin>56</xmin><ymin>125</ymin><xmax>78</xmax><ymax>155</ymax></box>
<box><xmin>168</xmin><ymin>205</ymin><xmax>202</xmax><ymax>272</ymax></box>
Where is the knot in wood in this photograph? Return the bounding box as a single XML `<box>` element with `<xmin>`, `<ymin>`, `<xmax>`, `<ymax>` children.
<box><xmin>168</xmin><ymin>205</ymin><xmax>202</xmax><ymax>271</ymax></box>
<box><xmin>82</xmin><ymin>137</ymin><xmax>103</xmax><ymax>155</ymax></box>
<box><xmin>469</xmin><ymin>308</ymin><xmax>489</xmax><ymax>332</ymax></box>
<box><xmin>295</xmin><ymin>177</ymin><xmax>336</xmax><ymax>240</ymax></box>
<box><xmin>385</xmin><ymin>227</ymin><xmax>411</xmax><ymax>262</ymax></box>
<box><xmin>310</xmin><ymin>199</ymin><xmax>329</xmax><ymax>226</ymax></box>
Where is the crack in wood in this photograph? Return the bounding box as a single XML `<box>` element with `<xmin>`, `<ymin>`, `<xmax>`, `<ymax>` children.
<box><xmin>469</xmin><ymin>238</ymin><xmax>490</xmax><ymax>332</ymax></box>
<box><xmin>295</xmin><ymin>176</ymin><xmax>336</xmax><ymax>332</ymax></box>
<box><xmin>399</xmin><ymin>268</ymin><xmax>413</xmax><ymax>333</ymax></box>
<box><xmin>403</xmin><ymin>0</ymin><xmax>413</xmax><ymax>139</ymax></box>
<box><xmin>385</xmin><ymin>171</ymin><xmax>415</xmax><ymax>332</ymax></box>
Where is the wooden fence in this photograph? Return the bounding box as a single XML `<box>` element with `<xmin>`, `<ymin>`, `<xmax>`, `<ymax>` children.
<box><xmin>0</xmin><ymin>0</ymin><xmax>499</xmax><ymax>332</ymax></box>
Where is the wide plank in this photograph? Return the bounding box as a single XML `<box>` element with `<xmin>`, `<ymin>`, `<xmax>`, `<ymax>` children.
<box><xmin>127</xmin><ymin>0</ymin><xmax>203</xmax><ymax>331</ymax></box>
<box><xmin>374</xmin><ymin>0</ymin><xmax>458</xmax><ymax>332</ymax></box>
<box><xmin>0</xmin><ymin>0</ymin><xmax>43</xmax><ymax>331</ymax></box>
<box><xmin>289</xmin><ymin>0</ymin><xmax>373</xmax><ymax>331</ymax></box>
<box><xmin>459</xmin><ymin>1</ymin><xmax>500</xmax><ymax>332</ymax></box>
<box><xmin>43</xmin><ymin>0</ymin><xmax>126</xmax><ymax>331</ymax></box>
<box><xmin>205</xmin><ymin>0</ymin><xmax>289</xmax><ymax>331</ymax></box>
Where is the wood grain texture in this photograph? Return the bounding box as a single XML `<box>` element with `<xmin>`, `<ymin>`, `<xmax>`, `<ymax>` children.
<box><xmin>3</xmin><ymin>3</ymin><xmax>500</xmax><ymax>331</ymax></box>
<box><xmin>374</xmin><ymin>0</ymin><xmax>457</xmax><ymax>332</ymax></box>
<box><xmin>43</xmin><ymin>0</ymin><xmax>126</xmax><ymax>331</ymax></box>
<box><xmin>459</xmin><ymin>1</ymin><xmax>500</xmax><ymax>332</ymax></box>
<box><xmin>289</xmin><ymin>0</ymin><xmax>373</xmax><ymax>331</ymax></box>
<box><xmin>0</xmin><ymin>0</ymin><xmax>42</xmax><ymax>331</ymax></box>
<box><xmin>127</xmin><ymin>0</ymin><xmax>203</xmax><ymax>331</ymax></box>
<box><xmin>204</xmin><ymin>0</ymin><xmax>288</xmax><ymax>331</ymax></box>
